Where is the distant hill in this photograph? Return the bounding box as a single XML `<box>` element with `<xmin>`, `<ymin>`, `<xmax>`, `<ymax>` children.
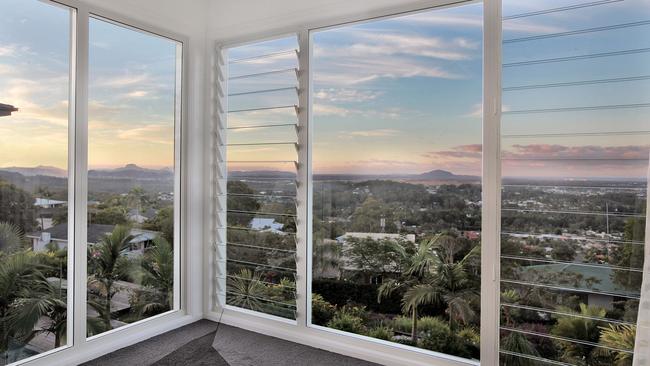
<box><xmin>1</xmin><ymin>165</ymin><xmax>67</xmax><ymax>178</ymax></box>
<box><xmin>414</xmin><ymin>169</ymin><xmax>479</xmax><ymax>182</ymax></box>
<box><xmin>89</xmin><ymin>164</ymin><xmax>173</xmax><ymax>180</ymax></box>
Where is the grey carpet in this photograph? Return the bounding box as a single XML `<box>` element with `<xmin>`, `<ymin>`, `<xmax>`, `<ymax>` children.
<box><xmin>82</xmin><ymin>319</ymin><xmax>219</xmax><ymax>366</ymax></box>
<box><xmin>212</xmin><ymin>324</ymin><xmax>381</xmax><ymax>366</ymax></box>
<box><xmin>153</xmin><ymin>331</ymin><xmax>227</xmax><ymax>366</ymax></box>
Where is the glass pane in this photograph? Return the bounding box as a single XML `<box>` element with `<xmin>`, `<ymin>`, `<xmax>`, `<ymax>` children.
<box><xmin>311</xmin><ymin>3</ymin><xmax>483</xmax><ymax>360</ymax></box>
<box><xmin>0</xmin><ymin>0</ymin><xmax>73</xmax><ymax>361</ymax></box>
<box><xmin>500</xmin><ymin>0</ymin><xmax>649</xmax><ymax>364</ymax></box>
<box><xmin>87</xmin><ymin>17</ymin><xmax>181</xmax><ymax>336</ymax></box>
<box><xmin>223</xmin><ymin>37</ymin><xmax>299</xmax><ymax>320</ymax></box>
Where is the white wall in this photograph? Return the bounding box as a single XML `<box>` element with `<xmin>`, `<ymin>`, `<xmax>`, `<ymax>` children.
<box><xmin>208</xmin><ymin>0</ymin><xmax>463</xmax><ymax>43</ymax></box>
<box><xmin>78</xmin><ymin>0</ymin><xmax>209</xmax><ymax>318</ymax></box>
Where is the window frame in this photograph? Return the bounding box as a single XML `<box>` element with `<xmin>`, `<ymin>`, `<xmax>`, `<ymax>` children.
<box><xmin>6</xmin><ymin>1</ymin><xmax>192</xmax><ymax>365</ymax></box>
<box><xmin>210</xmin><ymin>1</ymin><xmax>498</xmax><ymax>366</ymax></box>
<box><xmin>210</xmin><ymin>1</ymin><xmax>650</xmax><ymax>366</ymax></box>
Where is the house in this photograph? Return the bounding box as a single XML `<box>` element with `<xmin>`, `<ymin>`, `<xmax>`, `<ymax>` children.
<box><xmin>27</xmin><ymin>223</ymin><xmax>160</xmax><ymax>254</ymax></box>
<box><xmin>34</xmin><ymin>198</ymin><xmax>67</xmax><ymax>208</ymax></box>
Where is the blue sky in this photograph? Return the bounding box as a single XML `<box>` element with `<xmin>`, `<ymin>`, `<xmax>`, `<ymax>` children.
<box><xmin>0</xmin><ymin>0</ymin><xmax>179</xmax><ymax>170</ymax></box>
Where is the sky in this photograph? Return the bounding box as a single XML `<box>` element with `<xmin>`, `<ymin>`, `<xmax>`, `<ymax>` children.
<box><xmin>228</xmin><ymin>0</ymin><xmax>650</xmax><ymax>179</ymax></box>
<box><xmin>1</xmin><ymin>0</ymin><xmax>649</xmax><ymax>178</ymax></box>
<box><xmin>0</xmin><ymin>0</ymin><xmax>179</xmax><ymax>170</ymax></box>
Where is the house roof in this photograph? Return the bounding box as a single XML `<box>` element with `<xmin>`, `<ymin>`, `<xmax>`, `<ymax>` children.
<box><xmin>0</xmin><ymin>103</ymin><xmax>18</xmax><ymax>117</ymax></box>
<box><xmin>519</xmin><ymin>263</ymin><xmax>640</xmax><ymax>299</ymax></box>
<box><xmin>27</xmin><ymin>223</ymin><xmax>116</xmax><ymax>244</ymax></box>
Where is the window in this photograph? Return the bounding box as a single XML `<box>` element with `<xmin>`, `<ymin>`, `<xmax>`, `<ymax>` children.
<box><xmin>310</xmin><ymin>2</ymin><xmax>483</xmax><ymax>360</ymax></box>
<box><xmin>219</xmin><ymin>37</ymin><xmax>300</xmax><ymax>319</ymax></box>
<box><xmin>499</xmin><ymin>0</ymin><xmax>650</xmax><ymax>364</ymax></box>
<box><xmin>1</xmin><ymin>1</ymin><xmax>184</xmax><ymax>363</ymax></box>
<box><xmin>0</xmin><ymin>0</ymin><xmax>74</xmax><ymax>362</ymax></box>
<box><xmin>87</xmin><ymin>17</ymin><xmax>182</xmax><ymax>336</ymax></box>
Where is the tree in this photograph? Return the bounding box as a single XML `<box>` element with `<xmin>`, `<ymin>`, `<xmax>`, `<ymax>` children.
<box><xmin>550</xmin><ymin>303</ymin><xmax>606</xmax><ymax>365</ymax></box>
<box><xmin>596</xmin><ymin>324</ymin><xmax>635</xmax><ymax>366</ymax></box>
<box><xmin>343</xmin><ymin>237</ymin><xmax>410</xmax><ymax>281</ymax></box>
<box><xmin>349</xmin><ymin>197</ymin><xmax>396</xmax><ymax>233</ymax></box>
<box><xmin>0</xmin><ymin>252</ymin><xmax>47</xmax><ymax>354</ymax></box>
<box><xmin>378</xmin><ymin>235</ymin><xmax>479</xmax><ymax>343</ymax></box>
<box><xmin>130</xmin><ymin>237</ymin><xmax>174</xmax><ymax>317</ymax></box>
<box><xmin>87</xmin><ymin>225</ymin><xmax>133</xmax><ymax>330</ymax></box>
<box><xmin>550</xmin><ymin>241</ymin><xmax>577</xmax><ymax>262</ymax></box>
<box><xmin>610</xmin><ymin>218</ymin><xmax>645</xmax><ymax>290</ymax></box>
<box><xmin>312</xmin><ymin>239</ymin><xmax>340</xmax><ymax>279</ymax></box>
<box><xmin>227</xmin><ymin>181</ymin><xmax>261</xmax><ymax>227</ymax></box>
<box><xmin>0</xmin><ymin>180</ymin><xmax>37</xmax><ymax>233</ymax></box>
<box><xmin>90</xmin><ymin>206</ymin><xmax>128</xmax><ymax>225</ymax></box>
<box><xmin>143</xmin><ymin>206</ymin><xmax>174</xmax><ymax>243</ymax></box>
<box><xmin>226</xmin><ymin>268</ymin><xmax>267</xmax><ymax>312</ymax></box>
<box><xmin>0</xmin><ymin>222</ymin><xmax>24</xmax><ymax>254</ymax></box>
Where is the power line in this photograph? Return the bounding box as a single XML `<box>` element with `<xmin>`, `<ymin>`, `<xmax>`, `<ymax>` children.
<box><xmin>503</xmin><ymin>48</ymin><xmax>650</xmax><ymax>68</ymax></box>
<box><xmin>504</xmin><ymin>20</ymin><xmax>650</xmax><ymax>44</ymax></box>
<box><xmin>503</xmin><ymin>0</ymin><xmax>623</xmax><ymax>20</ymax></box>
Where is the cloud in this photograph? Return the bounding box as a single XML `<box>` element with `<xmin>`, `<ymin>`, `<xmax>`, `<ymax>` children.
<box><xmin>314</xmin><ymin>103</ymin><xmax>350</xmax><ymax>116</ymax></box>
<box><xmin>124</xmin><ymin>90</ymin><xmax>149</xmax><ymax>98</ymax></box>
<box><xmin>398</xmin><ymin>12</ymin><xmax>565</xmax><ymax>35</ymax></box>
<box><xmin>503</xmin><ymin>144</ymin><xmax>650</xmax><ymax>161</ymax></box>
<box><xmin>347</xmin><ymin>129</ymin><xmax>400</xmax><ymax>137</ymax></box>
<box><xmin>116</xmin><ymin>124</ymin><xmax>174</xmax><ymax>145</ymax></box>
<box><xmin>315</xmin><ymin>88</ymin><xmax>381</xmax><ymax>102</ymax></box>
<box><xmin>95</xmin><ymin>73</ymin><xmax>150</xmax><ymax>88</ymax></box>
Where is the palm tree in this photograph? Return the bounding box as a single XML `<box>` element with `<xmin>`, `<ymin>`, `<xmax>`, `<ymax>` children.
<box><xmin>226</xmin><ymin>268</ymin><xmax>267</xmax><ymax>312</ymax></box>
<box><xmin>596</xmin><ymin>324</ymin><xmax>635</xmax><ymax>366</ymax></box>
<box><xmin>130</xmin><ymin>237</ymin><xmax>174</xmax><ymax>317</ymax></box>
<box><xmin>87</xmin><ymin>225</ymin><xmax>133</xmax><ymax>330</ymax></box>
<box><xmin>378</xmin><ymin>235</ymin><xmax>478</xmax><ymax>343</ymax></box>
<box><xmin>0</xmin><ymin>252</ymin><xmax>45</xmax><ymax>355</ymax></box>
<box><xmin>0</xmin><ymin>222</ymin><xmax>24</xmax><ymax>254</ymax></box>
<box><xmin>550</xmin><ymin>303</ymin><xmax>606</xmax><ymax>365</ymax></box>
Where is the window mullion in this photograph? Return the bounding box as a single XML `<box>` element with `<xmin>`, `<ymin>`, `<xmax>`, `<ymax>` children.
<box><xmin>635</xmin><ymin>157</ymin><xmax>650</xmax><ymax>365</ymax></box>
<box><xmin>480</xmin><ymin>0</ymin><xmax>502</xmax><ymax>364</ymax></box>
<box><xmin>72</xmin><ymin>3</ymin><xmax>90</xmax><ymax>349</ymax></box>
<box><xmin>296</xmin><ymin>29</ymin><xmax>312</xmax><ymax>327</ymax></box>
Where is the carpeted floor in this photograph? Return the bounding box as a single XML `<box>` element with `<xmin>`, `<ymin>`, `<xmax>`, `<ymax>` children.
<box><xmin>83</xmin><ymin>320</ymin><xmax>382</xmax><ymax>366</ymax></box>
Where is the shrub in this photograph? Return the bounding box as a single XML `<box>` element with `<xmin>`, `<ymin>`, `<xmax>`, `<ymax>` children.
<box><xmin>312</xmin><ymin>280</ymin><xmax>403</xmax><ymax>314</ymax></box>
<box><xmin>419</xmin><ymin>319</ymin><xmax>453</xmax><ymax>353</ymax></box>
<box><xmin>418</xmin><ymin>317</ymin><xmax>446</xmax><ymax>334</ymax></box>
<box><xmin>392</xmin><ymin>316</ymin><xmax>411</xmax><ymax>334</ymax></box>
<box><xmin>312</xmin><ymin>293</ymin><xmax>336</xmax><ymax>325</ymax></box>
<box><xmin>327</xmin><ymin>312</ymin><xmax>365</xmax><ymax>334</ymax></box>
<box><xmin>366</xmin><ymin>325</ymin><xmax>393</xmax><ymax>341</ymax></box>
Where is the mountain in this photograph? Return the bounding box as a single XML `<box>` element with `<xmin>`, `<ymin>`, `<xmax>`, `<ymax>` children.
<box><xmin>1</xmin><ymin>165</ymin><xmax>67</xmax><ymax>178</ymax></box>
<box><xmin>414</xmin><ymin>169</ymin><xmax>479</xmax><ymax>182</ymax></box>
<box><xmin>89</xmin><ymin>164</ymin><xmax>173</xmax><ymax>180</ymax></box>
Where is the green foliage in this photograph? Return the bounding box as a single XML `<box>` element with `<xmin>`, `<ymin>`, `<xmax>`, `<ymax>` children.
<box><xmin>349</xmin><ymin>197</ymin><xmax>397</xmax><ymax>233</ymax></box>
<box><xmin>596</xmin><ymin>324</ymin><xmax>635</xmax><ymax>366</ymax></box>
<box><xmin>326</xmin><ymin>311</ymin><xmax>366</xmax><ymax>334</ymax></box>
<box><xmin>0</xmin><ymin>180</ymin><xmax>37</xmax><ymax>232</ymax></box>
<box><xmin>227</xmin><ymin>181</ymin><xmax>260</xmax><ymax>227</ymax></box>
<box><xmin>311</xmin><ymin>293</ymin><xmax>336</xmax><ymax>326</ymax></box>
<box><xmin>550</xmin><ymin>304</ymin><xmax>607</xmax><ymax>365</ymax></box>
<box><xmin>500</xmin><ymin>332</ymin><xmax>539</xmax><ymax>366</ymax></box>
<box><xmin>130</xmin><ymin>236</ymin><xmax>174</xmax><ymax>317</ymax></box>
<box><xmin>87</xmin><ymin>225</ymin><xmax>134</xmax><ymax>331</ymax></box>
<box><xmin>143</xmin><ymin>207</ymin><xmax>174</xmax><ymax>246</ymax></box>
<box><xmin>366</xmin><ymin>325</ymin><xmax>393</xmax><ymax>341</ymax></box>
<box><xmin>90</xmin><ymin>206</ymin><xmax>128</xmax><ymax>225</ymax></box>
<box><xmin>0</xmin><ymin>221</ymin><xmax>25</xmax><ymax>253</ymax></box>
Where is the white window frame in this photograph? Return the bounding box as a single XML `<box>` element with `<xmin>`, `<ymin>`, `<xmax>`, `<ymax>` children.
<box><xmin>7</xmin><ymin>1</ymin><xmax>194</xmax><ymax>365</ymax></box>
<box><xmin>208</xmin><ymin>1</ymin><xmax>650</xmax><ymax>365</ymax></box>
<box><xmin>208</xmin><ymin>1</ymin><xmax>502</xmax><ymax>366</ymax></box>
